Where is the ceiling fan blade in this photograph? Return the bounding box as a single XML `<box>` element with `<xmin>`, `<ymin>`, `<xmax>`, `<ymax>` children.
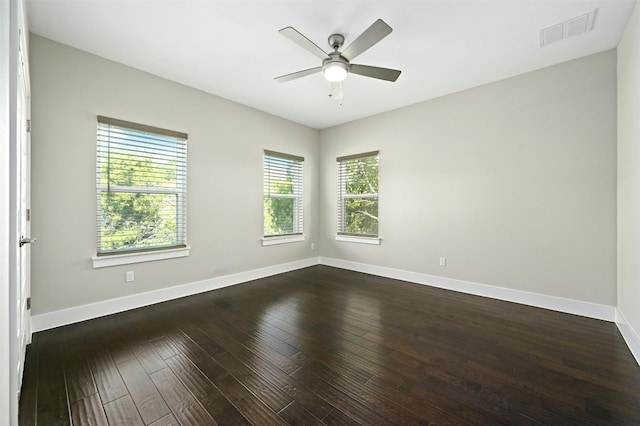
<box><xmin>350</xmin><ymin>64</ymin><xmax>401</xmax><ymax>82</ymax></box>
<box><xmin>275</xmin><ymin>67</ymin><xmax>322</xmax><ymax>82</ymax></box>
<box><xmin>279</xmin><ymin>27</ymin><xmax>328</xmax><ymax>60</ymax></box>
<box><xmin>342</xmin><ymin>19</ymin><xmax>393</xmax><ymax>61</ymax></box>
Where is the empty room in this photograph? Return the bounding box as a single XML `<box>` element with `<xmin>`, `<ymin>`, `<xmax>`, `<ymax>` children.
<box><xmin>2</xmin><ymin>0</ymin><xmax>640</xmax><ymax>424</ymax></box>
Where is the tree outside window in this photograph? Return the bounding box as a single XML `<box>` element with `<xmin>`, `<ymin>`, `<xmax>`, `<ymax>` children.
<box><xmin>337</xmin><ymin>152</ymin><xmax>379</xmax><ymax>237</ymax></box>
<box><xmin>96</xmin><ymin>117</ymin><xmax>187</xmax><ymax>255</ymax></box>
<box><xmin>263</xmin><ymin>151</ymin><xmax>304</xmax><ymax>237</ymax></box>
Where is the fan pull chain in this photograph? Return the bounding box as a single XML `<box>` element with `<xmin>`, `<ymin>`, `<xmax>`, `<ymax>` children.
<box><xmin>328</xmin><ymin>82</ymin><xmax>344</xmax><ymax>105</ymax></box>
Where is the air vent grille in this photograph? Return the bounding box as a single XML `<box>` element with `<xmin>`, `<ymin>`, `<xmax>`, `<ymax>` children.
<box><xmin>539</xmin><ymin>9</ymin><xmax>597</xmax><ymax>47</ymax></box>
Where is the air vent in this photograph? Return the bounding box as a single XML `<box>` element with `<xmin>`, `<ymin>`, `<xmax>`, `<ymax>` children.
<box><xmin>539</xmin><ymin>9</ymin><xmax>597</xmax><ymax>47</ymax></box>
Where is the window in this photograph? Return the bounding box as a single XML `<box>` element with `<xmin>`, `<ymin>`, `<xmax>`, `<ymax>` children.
<box><xmin>337</xmin><ymin>151</ymin><xmax>379</xmax><ymax>241</ymax></box>
<box><xmin>96</xmin><ymin>116</ymin><xmax>187</xmax><ymax>257</ymax></box>
<box><xmin>263</xmin><ymin>150</ymin><xmax>304</xmax><ymax>244</ymax></box>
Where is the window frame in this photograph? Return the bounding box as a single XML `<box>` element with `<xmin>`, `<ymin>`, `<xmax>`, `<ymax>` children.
<box><xmin>93</xmin><ymin>116</ymin><xmax>189</xmax><ymax>267</ymax></box>
<box><xmin>262</xmin><ymin>150</ymin><xmax>305</xmax><ymax>246</ymax></box>
<box><xmin>336</xmin><ymin>150</ymin><xmax>381</xmax><ymax>244</ymax></box>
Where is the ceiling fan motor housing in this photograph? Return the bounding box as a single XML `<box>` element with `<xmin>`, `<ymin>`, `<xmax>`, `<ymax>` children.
<box><xmin>328</xmin><ymin>33</ymin><xmax>345</xmax><ymax>50</ymax></box>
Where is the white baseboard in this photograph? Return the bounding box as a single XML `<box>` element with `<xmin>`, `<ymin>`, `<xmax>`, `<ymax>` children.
<box><xmin>616</xmin><ymin>309</ymin><xmax>640</xmax><ymax>365</ymax></box>
<box><xmin>32</xmin><ymin>255</ymin><xmax>637</xmax><ymax>366</ymax></box>
<box><xmin>31</xmin><ymin>257</ymin><xmax>320</xmax><ymax>332</ymax></box>
<box><xmin>319</xmin><ymin>257</ymin><xmax>616</xmax><ymax>322</ymax></box>
<box><xmin>32</xmin><ymin>256</ymin><xmax>617</xmax><ymax>333</ymax></box>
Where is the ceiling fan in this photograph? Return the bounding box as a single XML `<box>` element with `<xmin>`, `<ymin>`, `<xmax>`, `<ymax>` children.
<box><xmin>275</xmin><ymin>19</ymin><xmax>402</xmax><ymax>86</ymax></box>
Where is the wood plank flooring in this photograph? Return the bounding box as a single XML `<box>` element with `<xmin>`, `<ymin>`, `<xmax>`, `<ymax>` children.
<box><xmin>18</xmin><ymin>265</ymin><xmax>640</xmax><ymax>425</ymax></box>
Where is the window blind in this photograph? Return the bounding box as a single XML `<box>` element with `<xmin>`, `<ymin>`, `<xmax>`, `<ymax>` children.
<box><xmin>96</xmin><ymin>116</ymin><xmax>187</xmax><ymax>255</ymax></box>
<box><xmin>337</xmin><ymin>151</ymin><xmax>379</xmax><ymax>237</ymax></box>
<box><xmin>263</xmin><ymin>150</ymin><xmax>304</xmax><ymax>237</ymax></box>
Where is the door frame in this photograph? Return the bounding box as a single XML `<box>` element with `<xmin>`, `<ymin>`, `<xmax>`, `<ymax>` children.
<box><xmin>1</xmin><ymin>1</ymin><xmax>30</xmax><ymax>425</ymax></box>
<box><xmin>0</xmin><ymin>0</ymin><xmax>14</xmax><ymax>422</ymax></box>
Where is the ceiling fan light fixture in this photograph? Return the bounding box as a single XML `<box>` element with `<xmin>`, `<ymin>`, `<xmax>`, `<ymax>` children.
<box><xmin>323</xmin><ymin>61</ymin><xmax>348</xmax><ymax>82</ymax></box>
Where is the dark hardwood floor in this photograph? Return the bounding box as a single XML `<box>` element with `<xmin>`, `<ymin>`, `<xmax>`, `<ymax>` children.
<box><xmin>18</xmin><ymin>265</ymin><xmax>640</xmax><ymax>425</ymax></box>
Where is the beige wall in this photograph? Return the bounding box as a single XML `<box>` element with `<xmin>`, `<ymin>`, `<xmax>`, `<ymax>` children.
<box><xmin>29</xmin><ymin>35</ymin><xmax>319</xmax><ymax>315</ymax></box>
<box><xmin>618</xmin><ymin>2</ymin><xmax>640</xmax><ymax>339</ymax></box>
<box><xmin>318</xmin><ymin>50</ymin><xmax>617</xmax><ymax>305</ymax></box>
<box><xmin>31</xmin><ymin>32</ymin><xmax>619</xmax><ymax>318</ymax></box>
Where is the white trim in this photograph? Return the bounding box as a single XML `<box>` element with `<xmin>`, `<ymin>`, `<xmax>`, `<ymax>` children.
<box><xmin>319</xmin><ymin>257</ymin><xmax>616</xmax><ymax>322</ymax></box>
<box><xmin>0</xmin><ymin>3</ymin><xmax>13</xmax><ymax>425</ymax></box>
<box><xmin>335</xmin><ymin>235</ymin><xmax>381</xmax><ymax>245</ymax></box>
<box><xmin>35</xmin><ymin>255</ymin><xmax>631</xmax><ymax>363</ymax></box>
<box><xmin>261</xmin><ymin>235</ymin><xmax>305</xmax><ymax>246</ymax></box>
<box><xmin>92</xmin><ymin>246</ymin><xmax>191</xmax><ymax>268</ymax></box>
<box><xmin>32</xmin><ymin>257</ymin><xmax>319</xmax><ymax>332</ymax></box>
<box><xmin>616</xmin><ymin>309</ymin><xmax>640</xmax><ymax>366</ymax></box>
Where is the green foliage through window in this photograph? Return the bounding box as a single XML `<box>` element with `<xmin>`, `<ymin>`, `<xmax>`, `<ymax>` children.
<box><xmin>338</xmin><ymin>153</ymin><xmax>379</xmax><ymax>236</ymax></box>
<box><xmin>97</xmin><ymin>117</ymin><xmax>187</xmax><ymax>254</ymax></box>
<box><xmin>264</xmin><ymin>151</ymin><xmax>303</xmax><ymax>237</ymax></box>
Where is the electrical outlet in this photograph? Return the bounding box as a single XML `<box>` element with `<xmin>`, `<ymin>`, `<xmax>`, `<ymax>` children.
<box><xmin>125</xmin><ymin>271</ymin><xmax>135</xmax><ymax>282</ymax></box>
<box><xmin>311</xmin><ymin>243</ymin><xmax>315</xmax><ymax>250</ymax></box>
<box><xmin>439</xmin><ymin>257</ymin><xmax>446</xmax><ymax>267</ymax></box>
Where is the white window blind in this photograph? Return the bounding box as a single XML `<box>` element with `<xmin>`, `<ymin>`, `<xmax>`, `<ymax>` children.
<box><xmin>263</xmin><ymin>150</ymin><xmax>304</xmax><ymax>237</ymax></box>
<box><xmin>96</xmin><ymin>116</ymin><xmax>187</xmax><ymax>255</ymax></box>
<box><xmin>337</xmin><ymin>151</ymin><xmax>379</xmax><ymax>237</ymax></box>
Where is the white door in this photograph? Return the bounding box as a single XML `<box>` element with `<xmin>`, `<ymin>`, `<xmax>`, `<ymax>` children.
<box><xmin>15</xmin><ymin>27</ymin><xmax>32</xmax><ymax>388</ymax></box>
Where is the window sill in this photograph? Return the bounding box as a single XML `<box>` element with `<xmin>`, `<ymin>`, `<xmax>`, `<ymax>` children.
<box><xmin>335</xmin><ymin>235</ymin><xmax>381</xmax><ymax>245</ymax></box>
<box><xmin>262</xmin><ymin>235</ymin><xmax>305</xmax><ymax>246</ymax></box>
<box><xmin>92</xmin><ymin>246</ymin><xmax>191</xmax><ymax>268</ymax></box>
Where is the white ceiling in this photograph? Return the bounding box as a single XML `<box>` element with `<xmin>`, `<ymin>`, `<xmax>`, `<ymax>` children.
<box><xmin>26</xmin><ymin>0</ymin><xmax>635</xmax><ymax>129</ymax></box>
